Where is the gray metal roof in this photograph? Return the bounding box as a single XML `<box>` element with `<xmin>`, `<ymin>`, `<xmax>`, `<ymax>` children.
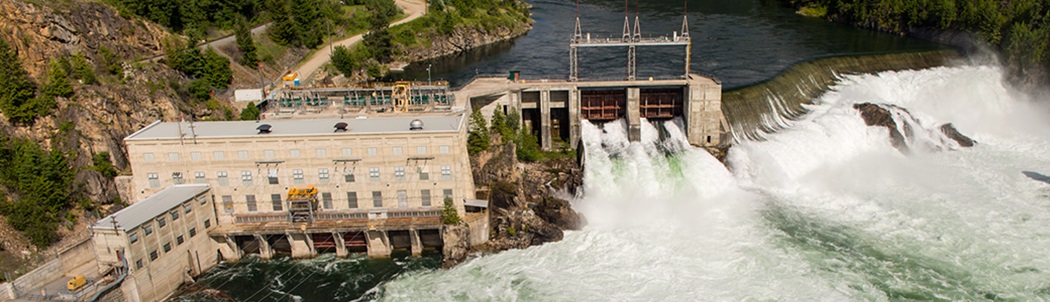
<box><xmin>464</xmin><ymin>199</ymin><xmax>488</xmax><ymax>208</ymax></box>
<box><xmin>125</xmin><ymin>114</ymin><xmax>465</xmax><ymax>141</ymax></box>
<box><xmin>91</xmin><ymin>184</ymin><xmax>210</xmax><ymax>232</ymax></box>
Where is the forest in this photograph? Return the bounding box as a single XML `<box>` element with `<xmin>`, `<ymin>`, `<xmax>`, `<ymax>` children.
<box><xmin>785</xmin><ymin>0</ymin><xmax>1050</xmax><ymax>76</ymax></box>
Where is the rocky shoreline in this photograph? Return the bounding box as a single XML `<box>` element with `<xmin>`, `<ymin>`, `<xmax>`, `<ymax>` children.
<box><xmin>442</xmin><ymin>142</ymin><xmax>583</xmax><ymax>268</ymax></box>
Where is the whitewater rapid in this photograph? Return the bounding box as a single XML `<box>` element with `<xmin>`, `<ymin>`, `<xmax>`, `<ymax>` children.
<box><xmin>373</xmin><ymin>65</ymin><xmax>1050</xmax><ymax>301</ymax></box>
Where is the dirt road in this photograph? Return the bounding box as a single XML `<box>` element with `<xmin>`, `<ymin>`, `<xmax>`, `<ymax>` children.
<box><xmin>288</xmin><ymin>0</ymin><xmax>427</xmax><ymax>84</ymax></box>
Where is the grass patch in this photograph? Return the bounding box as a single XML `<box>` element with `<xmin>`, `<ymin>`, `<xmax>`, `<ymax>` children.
<box><xmin>797</xmin><ymin>4</ymin><xmax>828</xmax><ymax>18</ymax></box>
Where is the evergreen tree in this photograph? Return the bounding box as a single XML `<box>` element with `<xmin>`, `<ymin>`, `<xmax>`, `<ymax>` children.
<box><xmin>0</xmin><ymin>38</ymin><xmax>40</xmax><ymax>124</ymax></box>
<box><xmin>240</xmin><ymin>101</ymin><xmax>261</xmax><ymax>120</ymax></box>
<box><xmin>267</xmin><ymin>0</ymin><xmax>297</xmax><ymax>45</ymax></box>
<box><xmin>490</xmin><ymin>105</ymin><xmax>508</xmax><ymax>141</ymax></box>
<box><xmin>516</xmin><ymin>126</ymin><xmax>541</xmax><ymax>162</ymax></box>
<box><xmin>441</xmin><ymin>197</ymin><xmax>461</xmax><ymax>225</ymax></box>
<box><xmin>202</xmin><ymin>47</ymin><xmax>233</xmax><ymax>89</ymax></box>
<box><xmin>235</xmin><ymin>22</ymin><xmax>259</xmax><ymax>67</ymax></box>
<box><xmin>71</xmin><ymin>53</ymin><xmax>98</xmax><ymax>84</ymax></box>
<box><xmin>331</xmin><ymin>45</ymin><xmax>360</xmax><ymax>76</ymax></box>
<box><xmin>44</xmin><ymin>60</ymin><xmax>74</xmax><ymax>99</ymax></box>
<box><xmin>467</xmin><ymin>109</ymin><xmax>489</xmax><ymax>155</ymax></box>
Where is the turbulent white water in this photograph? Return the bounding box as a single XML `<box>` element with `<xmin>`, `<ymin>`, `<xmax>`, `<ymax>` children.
<box><xmin>376</xmin><ymin>65</ymin><xmax>1050</xmax><ymax>301</ymax></box>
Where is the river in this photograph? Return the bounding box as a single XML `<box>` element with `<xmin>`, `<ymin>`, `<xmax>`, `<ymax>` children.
<box><xmin>393</xmin><ymin>0</ymin><xmax>943</xmax><ymax>89</ymax></box>
<box><xmin>175</xmin><ymin>1</ymin><xmax>1050</xmax><ymax>301</ymax></box>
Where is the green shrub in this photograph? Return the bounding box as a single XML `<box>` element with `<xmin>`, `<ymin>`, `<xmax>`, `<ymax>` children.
<box><xmin>240</xmin><ymin>101</ymin><xmax>260</xmax><ymax>120</ymax></box>
<box><xmin>516</xmin><ymin>127</ymin><xmax>541</xmax><ymax>162</ymax></box>
<box><xmin>441</xmin><ymin>197</ymin><xmax>461</xmax><ymax>225</ymax></box>
<box><xmin>44</xmin><ymin>60</ymin><xmax>74</xmax><ymax>99</ymax></box>
<box><xmin>91</xmin><ymin>151</ymin><xmax>118</xmax><ymax>179</ymax></box>
<box><xmin>71</xmin><ymin>53</ymin><xmax>98</xmax><ymax>84</ymax></box>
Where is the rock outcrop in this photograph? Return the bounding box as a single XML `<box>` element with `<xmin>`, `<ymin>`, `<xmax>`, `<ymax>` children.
<box><xmin>398</xmin><ymin>20</ymin><xmax>532</xmax><ymax>63</ymax></box>
<box><xmin>441</xmin><ymin>224</ymin><xmax>470</xmax><ymax>268</ymax></box>
<box><xmin>468</xmin><ymin>143</ymin><xmax>583</xmax><ymax>254</ymax></box>
<box><xmin>854</xmin><ymin>102</ymin><xmax>976</xmax><ymax>153</ymax></box>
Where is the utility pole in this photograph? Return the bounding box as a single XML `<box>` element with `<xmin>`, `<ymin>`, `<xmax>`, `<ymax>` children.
<box><xmin>427</xmin><ymin>64</ymin><xmax>432</xmax><ymax>86</ymax></box>
<box><xmin>327</xmin><ymin>20</ymin><xmax>333</xmax><ymax>55</ymax></box>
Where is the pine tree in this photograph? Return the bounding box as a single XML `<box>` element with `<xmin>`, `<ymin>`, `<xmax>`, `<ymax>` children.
<box><xmin>235</xmin><ymin>22</ymin><xmax>259</xmax><ymax>67</ymax></box>
<box><xmin>0</xmin><ymin>38</ymin><xmax>39</xmax><ymax>124</ymax></box>
<box><xmin>467</xmin><ymin>109</ymin><xmax>489</xmax><ymax>155</ymax></box>
<box><xmin>240</xmin><ymin>102</ymin><xmax>261</xmax><ymax>120</ymax></box>
<box><xmin>44</xmin><ymin>60</ymin><xmax>74</xmax><ymax>99</ymax></box>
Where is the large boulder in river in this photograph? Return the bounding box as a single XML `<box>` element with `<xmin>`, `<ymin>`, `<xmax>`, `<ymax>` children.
<box><xmin>441</xmin><ymin>224</ymin><xmax>470</xmax><ymax>268</ymax></box>
<box><xmin>853</xmin><ymin>102</ymin><xmax>975</xmax><ymax>153</ymax></box>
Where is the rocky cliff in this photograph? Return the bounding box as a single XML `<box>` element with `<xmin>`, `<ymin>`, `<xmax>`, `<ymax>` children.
<box><xmin>0</xmin><ymin>0</ymin><xmax>204</xmax><ymax>256</ymax></box>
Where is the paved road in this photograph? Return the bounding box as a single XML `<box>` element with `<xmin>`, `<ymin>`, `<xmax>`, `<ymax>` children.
<box><xmin>289</xmin><ymin>0</ymin><xmax>427</xmax><ymax>85</ymax></box>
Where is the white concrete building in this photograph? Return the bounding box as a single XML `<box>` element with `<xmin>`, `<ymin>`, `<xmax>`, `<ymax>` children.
<box><xmin>91</xmin><ymin>184</ymin><xmax>219</xmax><ymax>302</ymax></box>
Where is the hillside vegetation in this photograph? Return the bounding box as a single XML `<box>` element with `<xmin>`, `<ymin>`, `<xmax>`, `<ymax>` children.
<box><xmin>783</xmin><ymin>0</ymin><xmax>1050</xmax><ymax>83</ymax></box>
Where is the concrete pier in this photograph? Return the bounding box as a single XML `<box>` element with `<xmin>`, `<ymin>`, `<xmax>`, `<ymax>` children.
<box><xmin>410</xmin><ymin>229</ymin><xmax>423</xmax><ymax>256</ymax></box>
<box><xmin>626</xmin><ymin>87</ymin><xmax>641</xmax><ymax>142</ymax></box>
<box><xmin>334</xmin><ymin>232</ymin><xmax>348</xmax><ymax>258</ymax></box>
<box><xmin>289</xmin><ymin>233</ymin><xmax>315</xmax><ymax>259</ymax></box>
<box><xmin>256</xmin><ymin>234</ymin><xmax>274</xmax><ymax>260</ymax></box>
<box><xmin>366</xmin><ymin>230</ymin><xmax>391</xmax><ymax>258</ymax></box>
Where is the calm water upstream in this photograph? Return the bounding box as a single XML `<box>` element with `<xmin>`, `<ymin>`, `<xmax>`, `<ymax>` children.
<box><xmin>394</xmin><ymin>0</ymin><xmax>944</xmax><ymax>89</ymax></box>
<box><xmin>169</xmin><ymin>1</ymin><xmax>1050</xmax><ymax>301</ymax></box>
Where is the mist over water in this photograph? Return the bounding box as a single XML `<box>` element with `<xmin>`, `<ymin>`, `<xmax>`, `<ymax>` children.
<box><xmin>372</xmin><ymin>65</ymin><xmax>1050</xmax><ymax>301</ymax></box>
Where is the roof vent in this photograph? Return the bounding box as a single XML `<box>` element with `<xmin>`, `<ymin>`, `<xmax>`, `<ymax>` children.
<box><xmin>257</xmin><ymin>124</ymin><xmax>272</xmax><ymax>134</ymax></box>
<box><xmin>334</xmin><ymin>122</ymin><xmax>348</xmax><ymax>132</ymax></box>
<box><xmin>409</xmin><ymin>119</ymin><xmax>424</xmax><ymax>131</ymax></box>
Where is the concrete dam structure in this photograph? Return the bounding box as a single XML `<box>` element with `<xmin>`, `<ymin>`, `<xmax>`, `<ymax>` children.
<box><xmin>456</xmin><ymin>74</ymin><xmax>727</xmax><ymax>151</ymax></box>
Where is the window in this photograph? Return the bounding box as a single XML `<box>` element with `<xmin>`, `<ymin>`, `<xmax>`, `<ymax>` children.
<box><xmin>148</xmin><ymin>173</ymin><xmax>159</xmax><ymax>188</ymax></box>
<box><xmin>290</xmin><ymin>149</ymin><xmax>301</xmax><ymax>158</ymax></box>
<box><xmin>367</xmin><ymin>147</ymin><xmax>377</xmax><ymax>156</ymax></box>
<box><xmin>393</xmin><ymin>147</ymin><xmax>403</xmax><ymax>155</ymax></box>
<box><xmin>369</xmin><ymin>167</ymin><xmax>380</xmax><ymax>182</ymax></box>
<box><xmin>157</xmin><ymin>217</ymin><xmax>166</xmax><ymax>228</ymax></box>
<box><xmin>149</xmin><ymin>250</ymin><xmax>158</xmax><ymax>260</ymax></box>
<box><xmin>221</xmin><ymin>196</ymin><xmax>233</xmax><ymax>214</ymax></box>
<box><xmin>218</xmin><ymin>171</ymin><xmax>229</xmax><ymax>186</ymax></box>
<box><xmin>143</xmin><ymin>153</ymin><xmax>155</xmax><ymax>161</ymax></box>
<box><xmin>213</xmin><ymin>151</ymin><xmax>224</xmax><ymax>160</ymax></box>
<box><xmin>168</xmin><ymin>152</ymin><xmax>179</xmax><ymax>161</ymax></box>
<box><xmin>440</xmin><ymin>145</ymin><xmax>450</xmax><ymax>154</ymax></box>
<box><xmin>163</xmin><ymin>242</ymin><xmax>171</xmax><ymax>252</ymax></box>
<box><xmin>191</xmin><ymin>151</ymin><xmax>201</xmax><ymax>161</ymax></box>
<box><xmin>194</xmin><ymin>171</ymin><xmax>205</xmax><ymax>183</ymax></box>
<box><xmin>170</xmin><ymin>211</ymin><xmax>179</xmax><ymax>221</ymax></box>
<box><xmin>246</xmin><ymin>195</ymin><xmax>257</xmax><ymax>212</ymax></box>
<box><xmin>441</xmin><ymin>165</ymin><xmax>452</xmax><ymax>180</ymax></box>
<box><xmin>394</xmin><ymin>166</ymin><xmax>405</xmax><ymax>181</ymax></box>
<box><xmin>135</xmin><ymin>259</ymin><xmax>143</xmax><ymax>269</ymax></box>
<box><xmin>397</xmin><ymin>190</ymin><xmax>407</xmax><ymax>208</ymax></box>
<box><xmin>416</xmin><ymin>146</ymin><xmax>427</xmax><ymax>154</ymax></box>
<box><xmin>319</xmin><ymin>168</ymin><xmax>330</xmax><ymax>184</ymax></box>
<box><xmin>322</xmin><ymin>192</ymin><xmax>333</xmax><ymax>209</ymax></box>
<box><xmin>189</xmin><ymin>228</ymin><xmax>197</xmax><ymax>237</ymax></box>
<box><xmin>443</xmin><ymin>189</ymin><xmax>453</xmax><ymax>202</ymax></box>
<box><xmin>199</xmin><ymin>196</ymin><xmax>207</xmax><ymax>205</ymax></box>
<box><xmin>144</xmin><ymin>225</ymin><xmax>154</xmax><ymax>236</ymax></box>
<box><xmin>271</xmin><ymin>194</ymin><xmax>283</xmax><ymax>211</ymax></box>
<box><xmin>418</xmin><ymin>166</ymin><xmax>429</xmax><ymax>181</ymax></box>
<box><xmin>347</xmin><ymin>192</ymin><xmax>358</xmax><ymax>209</ymax></box>
<box><xmin>129</xmin><ymin>232</ymin><xmax>139</xmax><ymax>244</ymax></box>
<box><xmin>238</xmin><ymin>150</ymin><xmax>249</xmax><ymax>159</ymax></box>
<box><xmin>172</xmin><ymin>172</ymin><xmax>184</xmax><ymax>184</ymax></box>
<box><xmin>421</xmin><ymin>189</ymin><xmax>431</xmax><ymax>207</ymax></box>
<box><xmin>343</xmin><ymin>168</ymin><xmax>355</xmax><ymax>183</ymax></box>
<box><xmin>241</xmin><ymin>170</ymin><xmax>252</xmax><ymax>185</ymax></box>
<box><xmin>372</xmin><ymin>191</ymin><xmax>382</xmax><ymax>207</ymax></box>
<box><xmin>267</xmin><ymin>169</ymin><xmax>279</xmax><ymax>185</ymax></box>
<box><xmin>183</xmin><ymin>203</ymin><xmax>192</xmax><ymax>214</ymax></box>
<box><xmin>315</xmin><ymin>148</ymin><xmax>327</xmax><ymax>158</ymax></box>
<box><xmin>204</xmin><ymin>219</ymin><xmax>211</xmax><ymax>228</ymax></box>
<box><xmin>341</xmin><ymin>148</ymin><xmax>352</xmax><ymax>156</ymax></box>
<box><xmin>293</xmin><ymin>169</ymin><xmax>304</xmax><ymax>184</ymax></box>
<box><xmin>176</xmin><ymin>235</ymin><xmax>184</xmax><ymax>245</ymax></box>
<box><xmin>264</xmin><ymin>150</ymin><xmax>275</xmax><ymax>159</ymax></box>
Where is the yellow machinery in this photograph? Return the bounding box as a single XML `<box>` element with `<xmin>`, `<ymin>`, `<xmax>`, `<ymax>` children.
<box><xmin>67</xmin><ymin>275</ymin><xmax>87</xmax><ymax>291</ymax></box>
<box><xmin>392</xmin><ymin>81</ymin><xmax>410</xmax><ymax>113</ymax></box>
<box><xmin>287</xmin><ymin>186</ymin><xmax>319</xmax><ymax>223</ymax></box>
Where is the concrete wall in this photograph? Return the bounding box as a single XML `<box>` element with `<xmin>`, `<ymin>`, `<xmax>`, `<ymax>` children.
<box><xmin>0</xmin><ymin>238</ymin><xmax>95</xmax><ymax>301</ymax></box>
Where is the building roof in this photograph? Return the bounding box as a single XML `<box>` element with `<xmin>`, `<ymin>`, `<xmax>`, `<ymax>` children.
<box><xmin>125</xmin><ymin>114</ymin><xmax>465</xmax><ymax>141</ymax></box>
<box><xmin>91</xmin><ymin>184</ymin><xmax>210</xmax><ymax>232</ymax></box>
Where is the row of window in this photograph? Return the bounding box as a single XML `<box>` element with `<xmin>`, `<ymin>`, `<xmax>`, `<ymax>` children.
<box><xmin>133</xmin><ymin>226</ymin><xmax>201</xmax><ymax>270</ymax></box>
<box><xmin>147</xmin><ymin>166</ymin><xmax>454</xmax><ymax>188</ymax></box>
<box><xmin>220</xmin><ymin>189</ymin><xmax>454</xmax><ymax>213</ymax></box>
<box><xmin>142</xmin><ymin>145</ymin><xmax>453</xmax><ymax>162</ymax></box>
